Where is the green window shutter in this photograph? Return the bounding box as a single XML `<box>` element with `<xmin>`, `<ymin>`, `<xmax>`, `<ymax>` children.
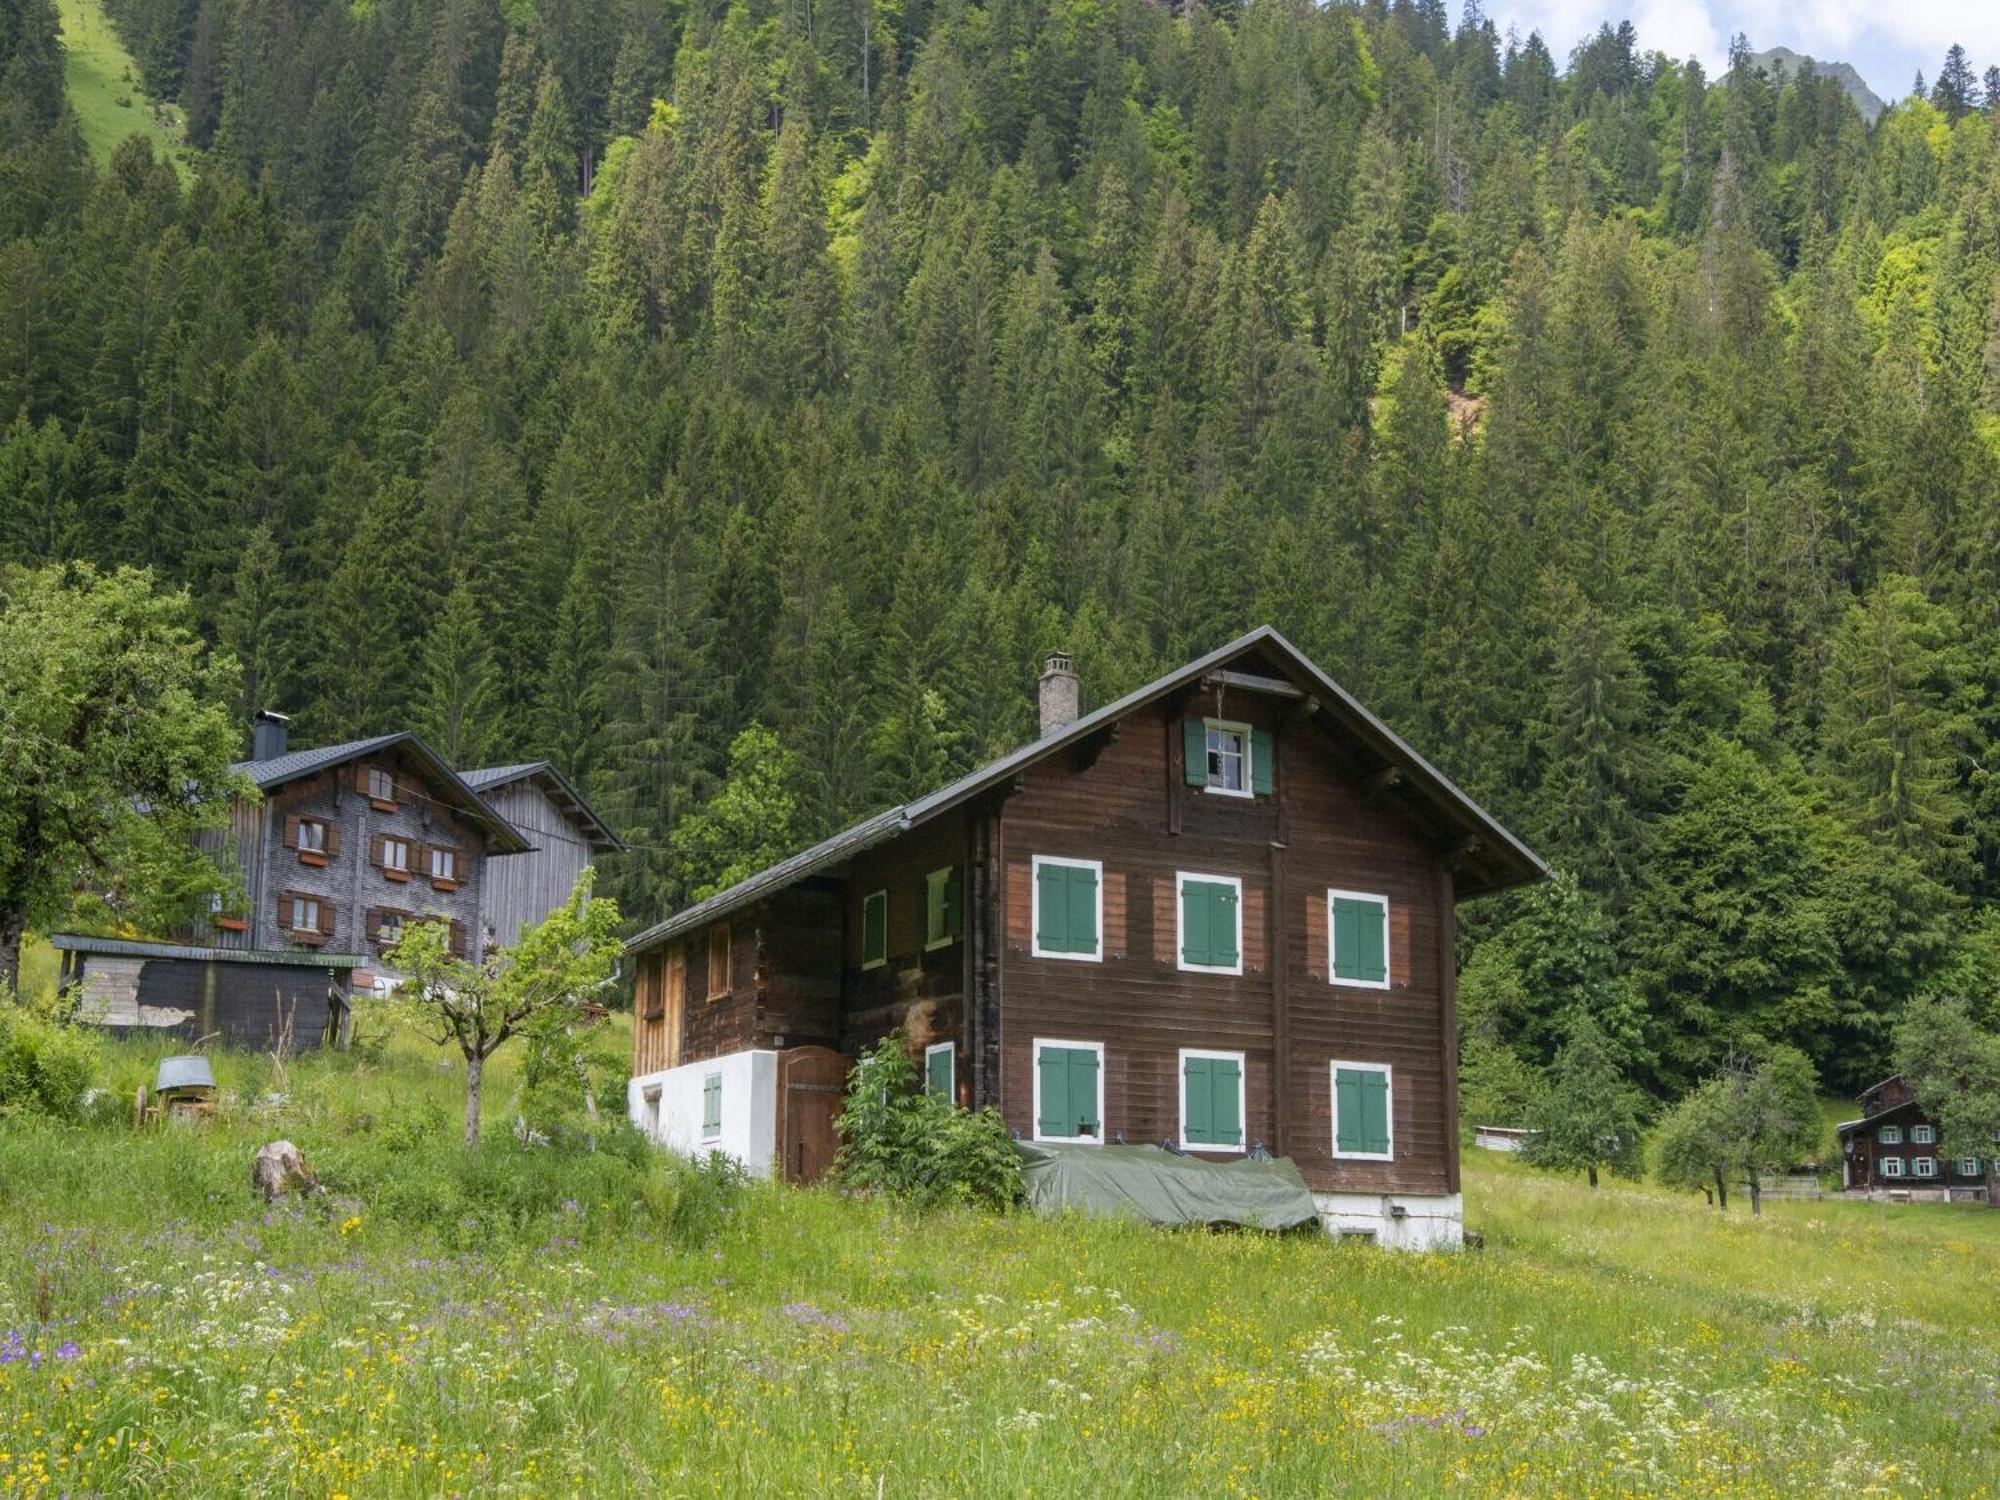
<box><xmin>1066</xmin><ymin>866</ymin><xmax>1098</xmax><ymax>955</ymax></box>
<box><xmin>1251</xmin><ymin>729</ymin><xmax>1273</xmax><ymax>795</ymax></box>
<box><xmin>1036</xmin><ymin>863</ymin><xmax>1070</xmax><ymax>951</ymax></box>
<box><xmin>1212</xmin><ymin>1056</ymin><xmax>1242</xmax><ymax>1146</ymax></box>
<box><xmin>1336</xmin><ymin>1067</ymin><xmax>1390</xmax><ymax>1155</ymax></box>
<box><xmin>863</xmin><ymin>891</ymin><xmax>887</xmax><ymax>966</ymax></box>
<box><xmin>1361</xmin><ymin>1070</ymin><xmax>1390</xmax><ymax>1153</ymax></box>
<box><xmin>1335</xmin><ymin>1069</ymin><xmax>1362</xmax><ymax>1153</ymax></box>
<box><xmin>917</xmin><ymin>875</ymin><xmax>930</xmax><ymax>945</ymax></box>
<box><xmin>927</xmin><ymin>1046</ymin><xmax>954</xmax><ymax>1101</ymax></box>
<box><xmin>1183</xmin><ymin>720</ymin><xmax>1209</xmax><ymax>786</ymax></box>
<box><xmin>1068</xmin><ymin>1048</ymin><xmax>1100</xmax><ymax>1135</ymax></box>
<box><xmin>1037</xmin><ymin>1047</ymin><xmax>1070</xmax><ymax>1137</ymax></box>
<box><xmin>1181</xmin><ymin>881</ymin><xmax>1211</xmax><ymax>967</ymax></box>
<box><xmin>1211</xmin><ymin>884</ymin><xmax>1239</xmax><ymax>968</ymax></box>
<box><xmin>1182</xmin><ymin>880</ymin><xmax>1239</xmax><ymax>968</ymax></box>
<box><xmin>1333</xmin><ymin>897</ymin><xmax>1387</xmax><ymax>983</ymax></box>
<box><xmin>944</xmin><ymin>867</ymin><xmax>963</xmax><ymax>939</ymax></box>
<box><xmin>702</xmin><ymin>1074</ymin><xmax>722</xmax><ymax>1137</ymax></box>
<box><xmin>1184</xmin><ymin>1055</ymin><xmax>1213</xmax><ymax>1143</ymax></box>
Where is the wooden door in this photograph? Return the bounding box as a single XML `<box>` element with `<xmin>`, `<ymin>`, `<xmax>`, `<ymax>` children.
<box><xmin>779</xmin><ymin>1046</ymin><xmax>848</xmax><ymax>1185</ymax></box>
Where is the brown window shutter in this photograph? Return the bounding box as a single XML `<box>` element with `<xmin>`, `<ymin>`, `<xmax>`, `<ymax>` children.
<box><xmin>355</xmin><ymin>764</ymin><xmax>372</xmax><ymax>796</ymax></box>
<box><xmin>283</xmin><ymin>815</ymin><xmax>301</xmax><ymax>850</ymax></box>
<box><xmin>413</xmin><ymin>841</ymin><xmax>430</xmax><ymax>873</ymax></box>
<box><xmin>369</xmin><ymin>833</ymin><xmax>386</xmax><ymax>868</ymax></box>
<box><xmin>319</xmin><ymin>898</ymin><xmax>336</xmax><ymax>938</ymax></box>
<box><xmin>323</xmin><ymin>822</ymin><xmax>342</xmax><ymax>857</ymax></box>
<box><xmin>365</xmin><ymin>905</ymin><xmax>382</xmax><ymax>940</ymax></box>
<box><xmin>449</xmin><ymin>919</ymin><xmax>467</xmax><ymax>958</ymax></box>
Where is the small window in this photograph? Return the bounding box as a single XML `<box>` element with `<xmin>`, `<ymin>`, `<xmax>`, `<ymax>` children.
<box><xmin>1880</xmin><ymin>1156</ymin><xmax>1905</xmax><ymax>1178</ymax></box>
<box><xmin>1033</xmin><ymin>1039</ymin><xmax>1103</xmax><ymax>1143</ymax></box>
<box><xmin>1177</xmin><ymin>873</ymin><xmax>1243</xmax><ymax>974</ymax></box>
<box><xmin>376</xmin><ymin>910</ymin><xmax>405</xmax><ymax>946</ymax></box>
<box><xmin>708</xmin><ymin>922</ymin><xmax>731</xmax><ymax>996</ymax></box>
<box><xmin>290</xmin><ymin>896</ymin><xmax>320</xmax><ymax>934</ymax></box>
<box><xmin>429</xmin><ymin>846</ymin><xmax>457</xmax><ymax>882</ymax></box>
<box><xmin>367</xmin><ymin>767</ymin><xmax>396</xmax><ymax>803</ymax></box>
<box><xmin>861</xmin><ymin>891</ymin><xmax>887</xmax><ymax>970</ymax></box>
<box><xmin>1180</xmin><ymin>1049</ymin><xmax>1245</xmax><ymax>1151</ymax></box>
<box><xmin>702</xmin><ymin>1073</ymin><xmax>722</xmax><ymax>1140</ymax></box>
<box><xmin>1204</xmin><ymin>721</ymin><xmax>1250</xmax><ymax>796</ymax></box>
<box><xmin>923</xmin><ymin>867</ymin><xmax>961</xmax><ymax>951</ymax></box>
<box><xmin>1961</xmin><ymin>1157</ymin><xmax>1983</xmax><ymax>1177</ymax></box>
<box><xmin>925</xmin><ymin>1041</ymin><xmax>956</xmax><ymax>1103</ymax></box>
<box><xmin>1332</xmin><ymin>1061</ymin><xmax>1393</xmax><ymax>1160</ymax></box>
<box><xmin>297</xmin><ymin>820</ymin><xmax>326</xmax><ymax>853</ymax></box>
<box><xmin>1328</xmin><ymin>891</ymin><xmax>1390</xmax><ymax>988</ymax></box>
<box><xmin>1877</xmin><ymin>1124</ymin><xmax>1903</xmax><ymax>1146</ymax></box>
<box><xmin>1911</xmin><ymin>1124</ymin><xmax>1936</xmax><ymax>1145</ymax></box>
<box><xmin>1031</xmin><ymin>856</ymin><xmax>1101</xmax><ymax>961</ymax></box>
<box><xmin>382</xmin><ymin>837</ymin><xmax>410</xmax><ymax>873</ymax></box>
<box><xmin>1912</xmin><ymin>1156</ymin><xmax>1938</xmax><ymax>1178</ymax></box>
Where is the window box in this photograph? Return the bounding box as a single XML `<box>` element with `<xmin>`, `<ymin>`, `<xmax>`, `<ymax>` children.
<box><xmin>1177</xmin><ymin>873</ymin><xmax>1243</xmax><ymax>974</ymax></box>
<box><xmin>299</xmin><ymin>850</ymin><xmax>329</xmax><ymax>868</ymax></box>
<box><xmin>1180</xmin><ymin>1049</ymin><xmax>1245</xmax><ymax>1151</ymax></box>
<box><xmin>384</xmin><ymin>867</ymin><xmax>411</xmax><ymax>883</ymax></box>
<box><xmin>1033</xmin><ymin>1039</ymin><xmax>1104</xmax><ymax>1144</ymax></box>
<box><xmin>1328</xmin><ymin>890</ymin><xmax>1391</xmax><ymax>989</ymax></box>
<box><xmin>860</xmin><ymin>891</ymin><xmax>888</xmax><ymax>970</ymax></box>
<box><xmin>925</xmin><ymin>1041</ymin><xmax>956</xmax><ymax>1103</ymax></box>
<box><xmin>1031</xmin><ymin>856</ymin><xmax>1102</xmax><ymax>961</ymax></box>
<box><xmin>429</xmin><ymin>877</ymin><xmax>459</xmax><ymax>892</ymax></box>
<box><xmin>214</xmin><ymin>915</ymin><xmax>248</xmax><ymax>933</ymax></box>
<box><xmin>1331</xmin><ymin>1061</ymin><xmax>1393</xmax><ymax>1161</ymax></box>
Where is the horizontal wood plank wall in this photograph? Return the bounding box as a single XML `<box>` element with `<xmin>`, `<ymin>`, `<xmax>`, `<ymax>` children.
<box><xmin>996</xmin><ymin>664</ymin><xmax>1453</xmax><ymax>1195</ymax></box>
<box><xmin>755</xmin><ymin>886</ymin><xmax>844</xmax><ymax>1049</ymax></box>
<box><xmin>837</xmin><ymin>815</ymin><xmax>968</xmax><ymax>1061</ymax></box>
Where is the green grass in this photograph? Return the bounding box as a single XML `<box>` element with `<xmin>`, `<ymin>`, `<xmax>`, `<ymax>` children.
<box><xmin>54</xmin><ymin>0</ymin><xmax>189</xmax><ymax>173</ymax></box>
<box><xmin>2</xmin><ymin>1027</ymin><xmax>1995</xmax><ymax>1496</ymax></box>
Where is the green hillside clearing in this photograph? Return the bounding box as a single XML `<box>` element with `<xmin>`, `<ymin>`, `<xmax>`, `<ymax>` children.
<box><xmin>55</xmin><ymin>0</ymin><xmax>186</xmax><ymax>172</ymax></box>
<box><xmin>0</xmin><ymin>1027</ymin><xmax>1991</xmax><ymax>1496</ymax></box>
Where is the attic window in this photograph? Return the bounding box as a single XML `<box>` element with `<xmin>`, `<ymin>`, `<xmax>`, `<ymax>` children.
<box><xmin>1205</xmin><ymin>722</ymin><xmax>1250</xmax><ymax>796</ymax></box>
<box><xmin>297</xmin><ymin>820</ymin><xmax>326</xmax><ymax>854</ymax></box>
<box><xmin>1183</xmin><ymin>720</ymin><xmax>1272</xmax><ymax>797</ymax></box>
<box><xmin>366</xmin><ymin>767</ymin><xmax>396</xmax><ymax>805</ymax></box>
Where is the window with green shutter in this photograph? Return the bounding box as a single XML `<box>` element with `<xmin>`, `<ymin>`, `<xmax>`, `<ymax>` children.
<box><xmin>1329</xmin><ymin>892</ymin><xmax>1390</xmax><ymax>987</ymax></box>
<box><xmin>1032</xmin><ymin>858</ymin><xmax>1101</xmax><ymax>960</ymax></box>
<box><xmin>1181</xmin><ymin>1051</ymin><xmax>1244</xmax><ymax>1149</ymax></box>
<box><xmin>925</xmin><ymin>1042</ymin><xmax>955</xmax><ymax>1102</ymax></box>
<box><xmin>1185</xmin><ymin>720</ymin><xmax>1273</xmax><ymax>797</ymax></box>
<box><xmin>923</xmin><ymin>866</ymin><xmax>962</xmax><ymax>950</ymax></box>
<box><xmin>1034</xmin><ymin>1041</ymin><xmax>1102</xmax><ymax>1141</ymax></box>
<box><xmin>1332</xmin><ymin>1063</ymin><xmax>1392</xmax><ymax>1158</ymax></box>
<box><xmin>702</xmin><ymin>1073</ymin><xmax>722</xmax><ymax>1140</ymax></box>
<box><xmin>861</xmin><ymin>889</ymin><xmax>887</xmax><ymax>969</ymax></box>
<box><xmin>1178</xmin><ymin>874</ymin><xmax>1243</xmax><ymax>973</ymax></box>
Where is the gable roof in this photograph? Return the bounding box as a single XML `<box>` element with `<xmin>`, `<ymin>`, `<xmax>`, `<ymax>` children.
<box><xmin>460</xmin><ymin>761</ymin><xmax>626</xmax><ymax>852</ymax></box>
<box><xmin>627</xmin><ymin>626</ymin><xmax>1548</xmax><ymax>956</ymax></box>
<box><xmin>234</xmin><ymin>732</ymin><xmax>533</xmax><ymax>854</ymax></box>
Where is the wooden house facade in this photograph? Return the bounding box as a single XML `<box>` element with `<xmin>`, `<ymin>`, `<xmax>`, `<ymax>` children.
<box><xmin>625</xmin><ymin>629</ymin><xmax>1546</xmax><ymax>1246</ymax></box>
<box><xmin>461</xmin><ymin>763</ymin><xmax>625</xmax><ymax>948</ymax></box>
<box><xmin>1837</xmin><ymin>1076</ymin><xmax>1991</xmax><ymax>1200</ymax></box>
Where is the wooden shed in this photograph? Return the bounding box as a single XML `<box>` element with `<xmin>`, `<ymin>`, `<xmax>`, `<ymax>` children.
<box><xmin>53</xmin><ymin>935</ymin><xmax>363</xmax><ymax>1050</ymax></box>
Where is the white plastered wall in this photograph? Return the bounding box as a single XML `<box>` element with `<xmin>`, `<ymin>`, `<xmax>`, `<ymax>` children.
<box><xmin>1312</xmin><ymin>1191</ymin><xmax>1463</xmax><ymax>1251</ymax></box>
<box><xmin>628</xmin><ymin>1049</ymin><xmax>779</xmax><ymax>1176</ymax></box>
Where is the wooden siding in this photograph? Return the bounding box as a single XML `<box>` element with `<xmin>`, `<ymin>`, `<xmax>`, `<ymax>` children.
<box><xmin>72</xmin><ymin>953</ymin><xmax>342</xmax><ymax>1048</ymax></box>
<box><xmin>477</xmin><ymin>778</ymin><xmax>598</xmax><ymax>948</ymax></box>
<box><xmin>630</xmin><ymin>914</ymin><xmax>761</xmax><ymax>1076</ymax></box>
<box><xmin>835</xmin><ymin>815</ymin><xmax>969</xmax><ymax>1067</ymax></box>
<box><xmin>995</xmin><ymin>665</ymin><xmax>1458</xmax><ymax>1196</ymax></box>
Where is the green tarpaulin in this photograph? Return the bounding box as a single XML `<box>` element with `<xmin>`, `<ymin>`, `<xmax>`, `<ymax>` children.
<box><xmin>1017</xmin><ymin>1142</ymin><xmax>1321</xmax><ymax>1231</ymax></box>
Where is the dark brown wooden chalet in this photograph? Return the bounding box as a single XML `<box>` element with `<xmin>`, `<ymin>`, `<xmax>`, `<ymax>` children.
<box><xmin>1837</xmin><ymin>1076</ymin><xmax>1990</xmax><ymax>1200</ymax></box>
<box><xmin>624</xmin><ymin>628</ymin><xmax>1546</xmax><ymax>1246</ymax></box>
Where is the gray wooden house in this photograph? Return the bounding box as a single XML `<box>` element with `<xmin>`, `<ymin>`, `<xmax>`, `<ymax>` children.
<box><xmin>459</xmin><ymin>762</ymin><xmax>625</xmax><ymax>947</ymax></box>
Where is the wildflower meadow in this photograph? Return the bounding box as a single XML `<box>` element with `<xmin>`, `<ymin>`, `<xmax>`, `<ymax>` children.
<box><xmin>1</xmin><ymin>1029</ymin><xmax>1994</xmax><ymax>1497</ymax></box>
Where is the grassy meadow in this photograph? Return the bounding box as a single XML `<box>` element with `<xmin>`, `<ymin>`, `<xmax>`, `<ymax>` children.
<box><xmin>54</xmin><ymin>0</ymin><xmax>187</xmax><ymax>171</ymax></box>
<box><xmin>1</xmin><ymin>1024</ymin><xmax>1995</xmax><ymax>1498</ymax></box>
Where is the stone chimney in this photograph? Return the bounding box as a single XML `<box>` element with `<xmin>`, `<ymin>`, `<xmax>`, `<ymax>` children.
<box><xmin>251</xmin><ymin>709</ymin><xmax>290</xmax><ymax>762</ymax></box>
<box><xmin>1038</xmin><ymin>651</ymin><xmax>1079</xmax><ymax>737</ymax></box>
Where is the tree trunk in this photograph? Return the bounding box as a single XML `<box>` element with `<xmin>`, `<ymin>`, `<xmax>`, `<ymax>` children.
<box><xmin>1986</xmin><ymin>1160</ymin><xmax>1998</xmax><ymax>1209</ymax></box>
<box><xmin>0</xmin><ymin>913</ymin><xmax>23</xmax><ymax>998</ymax></box>
<box><xmin>1713</xmin><ymin>1168</ymin><xmax>1728</xmax><ymax>1210</ymax></box>
<box><xmin>1587</xmin><ymin>1164</ymin><xmax>1598</xmax><ymax>1188</ymax></box>
<box><xmin>465</xmin><ymin>1051</ymin><xmax>484</xmax><ymax>1148</ymax></box>
<box><xmin>1748</xmin><ymin>1176</ymin><xmax>1762</xmax><ymax>1217</ymax></box>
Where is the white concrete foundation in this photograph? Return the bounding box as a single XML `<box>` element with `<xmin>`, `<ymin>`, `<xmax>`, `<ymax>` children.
<box><xmin>628</xmin><ymin>1050</ymin><xmax>779</xmax><ymax>1176</ymax></box>
<box><xmin>1313</xmin><ymin>1191</ymin><xmax>1463</xmax><ymax>1251</ymax></box>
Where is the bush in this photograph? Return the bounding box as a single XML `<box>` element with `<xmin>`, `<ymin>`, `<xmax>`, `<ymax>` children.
<box><xmin>0</xmin><ymin>1001</ymin><xmax>99</xmax><ymax>1118</ymax></box>
<box><xmin>834</xmin><ymin>1033</ymin><xmax>1021</xmax><ymax>1211</ymax></box>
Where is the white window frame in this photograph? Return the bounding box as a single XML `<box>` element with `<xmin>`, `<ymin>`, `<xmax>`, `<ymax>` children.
<box><xmin>1878</xmin><ymin>1124</ymin><xmax>1903</xmax><ymax>1145</ymax></box>
<box><xmin>1911</xmin><ymin>1124</ymin><xmax>1936</xmax><ymax>1145</ymax></box>
<box><xmin>1175</xmin><ymin>872</ymin><xmax>1244</xmax><ymax>976</ymax></box>
<box><xmin>1329</xmin><ymin>1059</ymin><xmax>1395</xmax><ymax>1162</ymax></box>
<box><xmin>1178</xmin><ymin>1047</ymin><xmax>1247</xmax><ymax>1154</ymax></box>
<box><xmin>430</xmin><ymin>845</ymin><xmax>457</xmax><ymax>881</ymax></box>
<box><xmin>1912</xmin><ymin>1155</ymin><xmax>1938</xmax><ymax>1178</ymax></box>
<box><xmin>1961</xmin><ymin>1157</ymin><xmax>1983</xmax><ymax>1177</ymax></box>
<box><xmin>382</xmin><ymin>837</ymin><xmax>410</xmax><ymax>873</ymax></box>
<box><xmin>1326</xmin><ymin>889</ymin><xmax>1392</xmax><ymax>991</ymax></box>
<box><xmin>923</xmin><ymin>867</ymin><xmax>953</xmax><ymax>951</ymax></box>
<box><xmin>1029</xmin><ymin>856</ymin><xmax>1104</xmax><ymax>963</ymax></box>
<box><xmin>297</xmin><ymin>819</ymin><xmax>326</xmax><ymax>853</ymax></box>
<box><xmin>860</xmin><ymin>889</ymin><xmax>888</xmax><ymax>970</ymax></box>
<box><xmin>924</xmin><ymin>1040</ymin><xmax>956</xmax><ymax>1101</ymax></box>
<box><xmin>290</xmin><ymin>896</ymin><xmax>320</xmax><ymax>934</ymax></box>
<box><xmin>1032</xmin><ymin>1037</ymin><xmax>1106</xmax><ymax>1146</ymax></box>
<box><xmin>1879</xmin><ymin>1155</ymin><xmax>1905</xmax><ymax>1178</ymax></box>
<box><xmin>1201</xmin><ymin>719</ymin><xmax>1253</xmax><ymax>798</ymax></box>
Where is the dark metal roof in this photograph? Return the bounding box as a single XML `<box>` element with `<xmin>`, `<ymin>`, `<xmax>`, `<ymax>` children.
<box><xmin>459</xmin><ymin>762</ymin><xmax>626</xmax><ymax>852</ymax></box>
<box><xmin>233</xmin><ymin>732</ymin><xmax>532</xmax><ymax>854</ymax></box>
<box><xmin>50</xmin><ymin>933</ymin><xmax>369</xmax><ymax>969</ymax></box>
<box><xmin>626</xmin><ymin>626</ymin><xmax>1549</xmax><ymax>955</ymax></box>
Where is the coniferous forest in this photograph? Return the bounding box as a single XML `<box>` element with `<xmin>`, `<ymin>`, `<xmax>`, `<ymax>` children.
<box><xmin>7</xmin><ymin>0</ymin><xmax>2000</xmax><ymax>1100</ymax></box>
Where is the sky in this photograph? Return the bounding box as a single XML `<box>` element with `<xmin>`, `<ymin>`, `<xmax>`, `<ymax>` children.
<box><xmin>1479</xmin><ymin>0</ymin><xmax>2000</xmax><ymax>104</ymax></box>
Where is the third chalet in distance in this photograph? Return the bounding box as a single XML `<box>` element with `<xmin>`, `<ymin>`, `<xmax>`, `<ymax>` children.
<box><xmin>624</xmin><ymin>627</ymin><xmax>1547</xmax><ymax>1248</ymax></box>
